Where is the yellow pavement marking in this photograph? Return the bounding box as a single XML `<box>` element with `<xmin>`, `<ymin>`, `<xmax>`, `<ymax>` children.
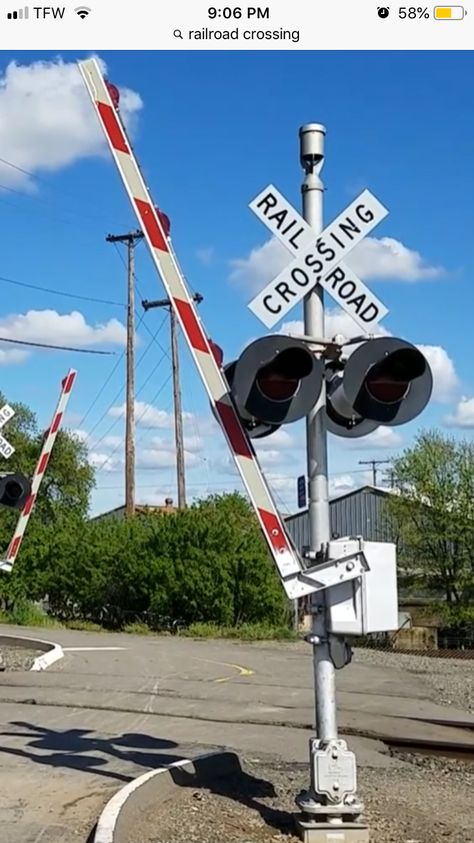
<box><xmin>196</xmin><ymin>657</ymin><xmax>255</xmax><ymax>682</ymax></box>
<box><xmin>214</xmin><ymin>662</ymin><xmax>255</xmax><ymax>683</ymax></box>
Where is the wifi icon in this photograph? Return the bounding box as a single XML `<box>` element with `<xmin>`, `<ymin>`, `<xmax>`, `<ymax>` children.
<box><xmin>75</xmin><ymin>6</ymin><xmax>91</xmax><ymax>18</ymax></box>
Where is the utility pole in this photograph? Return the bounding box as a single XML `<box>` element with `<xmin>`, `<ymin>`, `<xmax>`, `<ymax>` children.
<box><xmin>358</xmin><ymin>458</ymin><xmax>391</xmax><ymax>487</ymax></box>
<box><xmin>383</xmin><ymin>467</ymin><xmax>396</xmax><ymax>488</ymax></box>
<box><xmin>106</xmin><ymin>229</ymin><xmax>144</xmax><ymax>517</ymax></box>
<box><xmin>142</xmin><ymin>293</ymin><xmax>203</xmax><ymax>509</ymax></box>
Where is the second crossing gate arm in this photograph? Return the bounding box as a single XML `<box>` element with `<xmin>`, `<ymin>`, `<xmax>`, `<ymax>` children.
<box><xmin>0</xmin><ymin>369</ymin><xmax>77</xmax><ymax>573</ymax></box>
<box><xmin>78</xmin><ymin>58</ymin><xmax>313</xmax><ymax>599</ymax></box>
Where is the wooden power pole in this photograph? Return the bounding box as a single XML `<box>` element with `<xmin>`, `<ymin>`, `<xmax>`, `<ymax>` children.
<box><xmin>106</xmin><ymin>229</ymin><xmax>144</xmax><ymax>516</ymax></box>
<box><xmin>142</xmin><ymin>293</ymin><xmax>203</xmax><ymax>509</ymax></box>
<box><xmin>358</xmin><ymin>458</ymin><xmax>391</xmax><ymax>487</ymax></box>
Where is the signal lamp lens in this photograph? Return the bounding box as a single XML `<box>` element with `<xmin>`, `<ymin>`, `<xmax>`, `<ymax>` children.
<box><xmin>256</xmin><ymin>348</ymin><xmax>312</xmax><ymax>402</ymax></box>
<box><xmin>4</xmin><ymin>480</ymin><xmax>23</xmax><ymax>506</ymax></box>
<box><xmin>365</xmin><ymin>348</ymin><xmax>426</xmax><ymax>404</ymax></box>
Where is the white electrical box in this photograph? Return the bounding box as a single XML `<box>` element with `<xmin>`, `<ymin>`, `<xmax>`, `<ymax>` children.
<box><xmin>326</xmin><ymin>539</ymin><xmax>398</xmax><ymax>636</ymax></box>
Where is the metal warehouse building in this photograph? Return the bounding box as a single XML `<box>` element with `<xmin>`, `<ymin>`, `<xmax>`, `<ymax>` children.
<box><xmin>284</xmin><ymin>485</ymin><xmax>395</xmax><ymax>553</ymax></box>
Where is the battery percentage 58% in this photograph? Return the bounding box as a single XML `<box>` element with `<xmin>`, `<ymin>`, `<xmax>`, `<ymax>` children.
<box><xmin>377</xmin><ymin>6</ymin><xmax>430</xmax><ymax>17</ymax></box>
<box><xmin>399</xmin><ymin>6</ymin><xmax>430</xmax><ymax>17</ymax></box>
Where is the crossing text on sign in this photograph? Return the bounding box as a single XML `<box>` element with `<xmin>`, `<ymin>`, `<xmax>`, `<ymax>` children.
<box><xmin>248</xmin><ymin>186</ymin><xmax>389</xmax><ymax>330</ymax></box>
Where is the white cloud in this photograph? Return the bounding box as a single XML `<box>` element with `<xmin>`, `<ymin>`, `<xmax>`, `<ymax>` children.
<box><xmin>88</xmin><ymin>451</ymin><xmax>123</xmax><ymax>472</ymax></box>
<box><xmin>253</xmin><ymin>428</ymin><xmax>296</xmax><ymax>450</ymax></box>
<box><xmin>137</xmin><ymin>448</ymin><xmax>200</xmax><ymax>470</ymax></box>
<box><xmin>196</xmin><ymin>247</ymin><xmax>215</xmax><ymax>266</ymax></box>
<box><xmin>347</xmin><ymin>237</ymin><xmax>444</xmax><ymax>282</ymax></box>
<box><xmin>444</xmin><ymin>397</ymin><xmax>474</xmax><ymax>429</ymax></box>
<box><xmin>418</xmin><ymin>344</ymin><xmax>459</xmax><ymax>402</ymax></box>
<box><xmin>101</xmin><ymin>434</ymin><xmax>123</xmax><ymax>449</ymax></box>
<box><xmin>255</xmin><ymin>449</ymin><xmax>282</xmax><ymax>467</ymax></box>
<box><xmin>344</xmin><ymin>426</ymin><xmax>403</xmax><ymax>450</ymax></box>
<box><xmin>229</xmin><ymin>239</ymin><xmax>289</xmax><ymax>294</ymax></box>
<box><xmin>71</xmin><ymin>428</ymin><xmax>89</xmax><ymax>443</ymax></box>
<box><xmin>149</xmin><ymin>434</ymin><xmax>204</xmax><ymax>454</ymax></box>
<box><xmin>0</xmin><ymin>57</ymin><xmax>142</xmax><ymax>190</ymax></box>
<box><xmin>229</xmin><ymin>236</ymin><xmax>443</xmax><ymax>297</ymax></box>
<box><xmin>0</xmin><ymin>348</ymin><xmax>29</xmax><ymax>365</ymax></box>
<box><xmin>0</xmin><ymin>309</ymin><xmax>126</xmax><ymax>348</ymax></box>
<box><xmin>329</xmin><ymin>473</ymin><xmax>357</xmax><ymax>497</ymax></box>
<box><xmin>109</xmin><ymin>401</ymin><xmax>174</xmax><ymax>429</ymax></box>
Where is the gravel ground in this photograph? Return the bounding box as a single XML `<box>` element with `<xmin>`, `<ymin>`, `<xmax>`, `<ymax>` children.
<box><xmin>128</xmin><ymin>753</ymin><xmax>474</xmax><ymax>843</ymax></box>
<box><xmin>0</xmin><ymin>646</ymin><xmax>40</xmax><ymax>671</ymax></box>
<box><xmin>353</xmin><ymin>648</ymin><xmax>474</xmax><ymax>714</ymax></box>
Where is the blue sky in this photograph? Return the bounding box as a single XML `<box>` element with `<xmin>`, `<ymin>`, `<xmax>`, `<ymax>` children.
<box><xmin>0</xmin><ymin>50</ymin><xmax>471</xmax><ymax>516</ymax></box>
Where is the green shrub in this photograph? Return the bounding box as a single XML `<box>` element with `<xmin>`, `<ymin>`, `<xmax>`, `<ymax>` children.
<box><xmin>4</xmin><ymin>600</ymin><xmax>62</xmax><ymax>628</ymax></box>
<box><xmin>64</xmin><ymin>619</ymin><xmax>104</xmax><ymax>632</ymax></box>
<box><xmin>183</xmin><ymin>621</ymin><xmax>298</xmax><ymax>641</ymax></box>
<box><xmin>123</xmin><ymin>621</ymin><xmax>151</xmax><ymax>635</ymax></box>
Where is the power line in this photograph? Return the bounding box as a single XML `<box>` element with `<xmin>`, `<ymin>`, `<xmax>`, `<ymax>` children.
<box><xmin>94</xmin><ymin>373</ymin><xmax>172</xmax><ymax>474</ymax></box>
<box><xmin>86</xmin><ymin>318</ymin><xmax>169</xmax><ymax>446</ymax></box>
<box><xmin>0</xmin><ymin>336</ymin><xmax>115</xmax><ymax>354</ymax></box>
<box><xmin>0</xmin><ymin>272</ymin><xmax>125</xmax><ymax>308</ymax></box>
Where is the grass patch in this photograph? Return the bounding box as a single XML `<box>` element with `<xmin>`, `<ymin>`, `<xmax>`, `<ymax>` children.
<box><xmin>123</xmin><ymin>621</ymin><xmax>151</xmax><ymax>635</ymax></box>
<box><xmin>0</xmin><ymin>601</ymin><xmax>62</xmax><ymax>628</ymax></box>
<box><xmin>64</xmin><ymin>619</ymin><xmax>105</xmax><ymax>632</ymax></box>
<box><xmin>182</xmin><ymin>622</ymin><xmax>299</xmax><ymax>641</ymax></box>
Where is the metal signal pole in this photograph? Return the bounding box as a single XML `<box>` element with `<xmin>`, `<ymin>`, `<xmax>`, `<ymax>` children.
<box><xmin>106</xmin><ymin>230</ymin><xmax>144</xmax><ymax>517</ymax></box>
<box><xmin>296</xmin><ymin>125</ymin><xmax>366</xmax><ymax>841</ymax></box>
<box><xmin>300</xmin><ymin>123</ymin><xmax>338</xmax><ymax>734</ymax></box>
<box><xmin>142</xmin><ymin>292</ymin><xmax>203</xmax><ymax>509</ymax></box>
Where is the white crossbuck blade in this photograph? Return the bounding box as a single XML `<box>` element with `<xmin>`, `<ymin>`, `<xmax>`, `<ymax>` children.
<box><xmin>0</xmin><ymin>404</ymin><xmax>15</xmax><ymax>459</ymax></box>
<box><xmin>248</xmin><ymin>184</ymin><xmax>389</xmax><ymax>330</ymax></box>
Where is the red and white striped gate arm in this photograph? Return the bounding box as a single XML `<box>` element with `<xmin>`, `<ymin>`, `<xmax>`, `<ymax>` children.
<box><xmin>79</xmin><ymin>58</ymin><xmax>310</xmax><ymax>599</ymax></box>
<box><xmin>0</xmin><ymin>369</ymin><xmax>77</xmax><ymax>573</ymax></box>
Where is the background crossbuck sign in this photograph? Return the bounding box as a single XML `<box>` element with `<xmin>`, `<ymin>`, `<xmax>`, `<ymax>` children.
<box><xmin>0</xmin><ymin>404</ymin><xmax>15</xmax><ymax>460</ymax></box>
<box><xmin>248</xmin><ymin>185</ymin><xmax>390</xmax><ymax>330</ymax></box>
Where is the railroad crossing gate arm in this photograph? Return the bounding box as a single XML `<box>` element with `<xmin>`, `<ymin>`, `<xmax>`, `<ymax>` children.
<box><xmin>0</xmin><ymin>369</ymin><xmax>77</xmax><ymax>573</ymax></box>
<box><xmin>78</xmin><ymin>59</ymin><xmax>367</xmax><ymax>601</ymax></box>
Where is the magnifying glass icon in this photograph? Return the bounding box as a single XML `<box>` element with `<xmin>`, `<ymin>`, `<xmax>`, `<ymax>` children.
<box><xmin>173</xmin><ymin>28</ymin><xmax>184</xmax><ymax>39</ymax></box>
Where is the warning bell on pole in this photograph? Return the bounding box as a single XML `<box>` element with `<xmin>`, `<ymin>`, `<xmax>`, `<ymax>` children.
<box><xmin>225</xmin><ymin>335</ymin><xmax>323</xmax><ymax>439</ymax></box>
<box><xmin>325</xmin><ymin>337</ymin><xmax>433</xmax><ymax>438</ymax></box>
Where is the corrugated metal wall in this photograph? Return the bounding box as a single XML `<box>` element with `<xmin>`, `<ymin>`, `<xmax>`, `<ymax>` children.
<box><xmin>284</xmin><ymin>487</ymin><xmax>394</xmax><ymax>553</ymax></box>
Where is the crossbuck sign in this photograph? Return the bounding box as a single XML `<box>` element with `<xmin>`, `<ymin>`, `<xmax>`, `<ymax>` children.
<box><xmin>0</xmin><ymin>404</ymin><xmax>15</xmax><ymax>460</ymax></box>
<box><xmin>248</xmin><ymin>185</ymin><xmax>389</xmax><ymax>330</ymax></box>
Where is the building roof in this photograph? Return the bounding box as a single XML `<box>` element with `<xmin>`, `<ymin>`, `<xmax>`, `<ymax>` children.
<box><xmin>285</xmin><ymin>484</ymin><xmax>397</xmax><ymax>522</ymax></box>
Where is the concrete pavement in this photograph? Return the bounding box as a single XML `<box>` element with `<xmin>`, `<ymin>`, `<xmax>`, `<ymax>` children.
<box><xmin>0</xmin><ymin>625</ymin><xmax>473</xmax><ymax>842</ymax></box>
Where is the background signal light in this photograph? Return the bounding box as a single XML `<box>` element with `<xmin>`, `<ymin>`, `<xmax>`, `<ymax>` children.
<box><xmin>75</xmin><ymin>6</ymin><xmax>91</xmax><ymax>18</ymax></box>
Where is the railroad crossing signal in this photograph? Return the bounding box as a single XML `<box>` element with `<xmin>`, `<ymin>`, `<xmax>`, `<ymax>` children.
<box><xmin>224</xmin><ymin>334</ymin><xmax>324</xmax><ymax>439</ymax></box>
<box><xmin>325</xmin><ymin>336</ymin><xmax>433</xmax><ymax>437</ymax></box>
<box><xmin>247</xmin><ymin>184</ymin><xmax>389</xmax><ymax>330</ymax></box>
<box><xmin>0</xmin><ymin>404</ymin><xmax>15</xmax><ymax>460</ymax></box>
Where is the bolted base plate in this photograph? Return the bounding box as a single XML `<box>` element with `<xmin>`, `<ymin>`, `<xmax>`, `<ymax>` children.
<box><xmin>295</xmin><ymin>817</ymin><xmax>370</xmax><ymax>843</ymax></box>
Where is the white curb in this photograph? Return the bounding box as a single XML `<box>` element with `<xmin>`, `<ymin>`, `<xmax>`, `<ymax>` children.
<box><xmin>0</xmin><ymin>632</ymin><xmax>64</xmax><ymax>671</ymax></box>
<box><xmin>94</xmin><ymin>751</ymin><xmax>236</xmax><ymax>843</ymax></box>
<box><xmin>31</xmin><ymin>639</ymin><xmax>64</xmax><ymax>671</ymax></box>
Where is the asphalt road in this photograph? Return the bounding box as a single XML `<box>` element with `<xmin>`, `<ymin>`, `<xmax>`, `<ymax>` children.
<box><xmin>0</xmin><ymin>625</ymin><xmax>473</xmax><ymax>843</ymax></box>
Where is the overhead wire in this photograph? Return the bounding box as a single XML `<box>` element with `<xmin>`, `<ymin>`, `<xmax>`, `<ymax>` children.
<box><xmin>0</xmin><ymin>272</ymin><xmax>126</xmax><ymax>308</ymax></box>
<box><xmin>0</xmin><ymin>336</ymin><xmax>115</xmax><ymax>354</ymax></box>
<box><xmin>84</xmin><ymin>311</ymin><xmax>168</xmax><ymax>441</ymax></box>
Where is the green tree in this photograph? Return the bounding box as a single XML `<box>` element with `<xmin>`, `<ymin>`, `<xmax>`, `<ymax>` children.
<box><xmin>0</xmin><ymin>393</ymin><xmax>95</xmax><ymax>604</ymax></box>
<box><xmin>384</xmin><ymin>430</ymin><xmax>474</xmax><ymax>605</ymax></box>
